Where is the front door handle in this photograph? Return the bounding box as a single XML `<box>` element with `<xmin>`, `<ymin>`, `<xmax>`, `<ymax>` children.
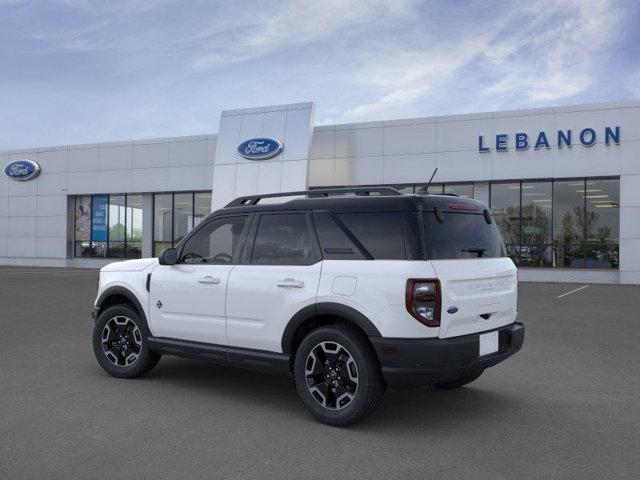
<box><xmin>277</xmin><ymin>278</ymin><xmax>304</xmax><ymax>288</ymax></box>
<box><xmin>198</xmin><ymin>276</ymin><xmax>220</xmax><ymax>285</ymax></box>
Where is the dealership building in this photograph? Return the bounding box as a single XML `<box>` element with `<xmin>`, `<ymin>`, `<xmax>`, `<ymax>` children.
<box><xmin>1</xmin><ymin>100</ymin><xmax>639</xmax><ymax>284</ymax></box>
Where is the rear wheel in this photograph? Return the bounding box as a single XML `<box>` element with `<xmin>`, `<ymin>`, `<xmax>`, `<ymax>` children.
<box><xmin>294</xmin><ymin>325</ymin><xmax>385</xmax><ymax>427</ymax></box>
<box><xmin>92</xmin><ymin>304</ymin><xmax>160</xmax><ymax>378</ymax></box>
<box><xmin>434</xmin><ymin>370</ymin><xmax>483</xmax><ymax>389</ymax></box>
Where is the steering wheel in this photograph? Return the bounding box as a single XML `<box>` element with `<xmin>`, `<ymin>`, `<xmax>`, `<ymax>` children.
<box><xmin>211</xmin><ymin>252</ymin><xmax>233</xmax><ymax>264</ymax></box>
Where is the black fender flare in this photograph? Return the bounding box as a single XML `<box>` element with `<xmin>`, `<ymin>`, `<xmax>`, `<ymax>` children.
<box><xmin>95</xmin><ymin>286</ymin><xmax>148</xmax><ymax>325</ymax></box>
<box><xmin>281</xmin><ymin>302</ymin><xmax>382</xmax><ymax>354</ymax></box>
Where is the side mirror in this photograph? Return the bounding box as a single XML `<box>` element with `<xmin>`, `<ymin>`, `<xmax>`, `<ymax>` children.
<box><xmin>158</xmin><ymin>247</ymin><xmax>178</xmax><ymax>265</ymax></box>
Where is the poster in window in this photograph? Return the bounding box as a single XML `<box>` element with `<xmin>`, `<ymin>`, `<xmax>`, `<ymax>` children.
<box><xmin>92</xmin><ymin>195</ymin><xmax>108</xmax><ymax>242</ymax></box>
<box><xmin>74</xmin><ymin>196</ymin><xmax>91</xmax><ymax>241</ymax></box>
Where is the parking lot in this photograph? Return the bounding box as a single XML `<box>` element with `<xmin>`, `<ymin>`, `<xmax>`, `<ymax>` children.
<box><xmin>0</xmin><ymin>267</ymin><xmax>639</xmax><ymax>479</ymax></box>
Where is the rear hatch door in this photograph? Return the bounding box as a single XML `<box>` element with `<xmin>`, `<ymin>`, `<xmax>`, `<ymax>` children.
<box><xmin>422</xmin><ymin>201</ymin><xmax>518</xmax><ymax>338</ymax></box>
<box><xmin>430</xmin><ymin>258</ymin><xmax>517</xmax><ymax>338</ymax></box>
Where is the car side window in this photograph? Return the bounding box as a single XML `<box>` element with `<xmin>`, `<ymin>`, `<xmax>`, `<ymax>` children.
<box><xmin>251</xmin><ymin>213</ymin><xmax>315</xmax><ymax>265</ymax></box>
<box><xmin>313</xmin><ymin>211</ymin><xmax>366</xmax><ymax>260</ymax></box>
<box><xmin>180</xmin><ymin>215</ymin><xmax>248</xmax><ymax>264</ymax></box>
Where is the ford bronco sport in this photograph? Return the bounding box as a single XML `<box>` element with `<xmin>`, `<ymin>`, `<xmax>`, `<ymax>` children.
<box><xmin>91</xmin><ymin>187</ymin><xmax>524</xmax><ymax>426</ymax></box>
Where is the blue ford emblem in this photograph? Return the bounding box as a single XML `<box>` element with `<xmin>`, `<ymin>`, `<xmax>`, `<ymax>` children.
<box><xmin>4</xmin><ymin>159</ymin><xmax>41</xmax><ymax>181</ymax></box>
<box><xmin>237</xmin><ymin>137</ymin><xmax>283</xmax><ymax>160</ymax></box>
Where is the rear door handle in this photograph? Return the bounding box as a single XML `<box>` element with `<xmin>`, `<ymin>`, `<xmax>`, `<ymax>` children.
<box><xmin>198</xmin><ymin>276</ymin><xmax>220</xmax><ymax>285</ymax></box>
<box><xmin>277</xmin><ymin>278</ymin><xmax>304</xmax><ymax>288</ymax></box>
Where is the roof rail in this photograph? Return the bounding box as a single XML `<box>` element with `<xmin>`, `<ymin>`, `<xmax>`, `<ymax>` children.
<box><xmin>224</xmin><ymin>187</ymin><xmax>402</xmax><ymax>208</ymax></box>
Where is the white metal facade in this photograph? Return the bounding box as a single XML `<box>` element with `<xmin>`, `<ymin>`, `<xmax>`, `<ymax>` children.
<box><xmin>1</xmin><ymin>99</ymin><xmax>639</xmax><ymax>284</ymax></box>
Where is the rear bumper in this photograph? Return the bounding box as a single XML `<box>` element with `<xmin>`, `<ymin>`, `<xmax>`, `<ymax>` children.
<box><xmin>370</xmin><ymin>322</ymin><xmax>525</xmax><ymax>390</ymax></box>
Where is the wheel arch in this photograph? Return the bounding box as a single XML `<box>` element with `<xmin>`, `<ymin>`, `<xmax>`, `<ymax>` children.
<box><xmin>281</xmin><ymin>303</ymin><xmax>382</xmax><ymax>355</ymax></box>
<box><xmin>96</xmin><ymin>286</ymin><xmax>148</xmax><ymax>326</ymax></box>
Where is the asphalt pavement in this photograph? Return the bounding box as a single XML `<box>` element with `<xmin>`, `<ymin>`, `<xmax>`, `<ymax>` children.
<box><xmin>0</xmin><ymin>267</ymin><xmax>639</xmax><ymax>479</ymax></box>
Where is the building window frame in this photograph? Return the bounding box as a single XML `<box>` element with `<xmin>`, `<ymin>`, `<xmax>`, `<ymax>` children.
<box><xmin>73</xmin><ymin>193</ymin><xmax>144</xmax><ymax>259</ymax></box>
<box><xmin>489</xmin><ymin>176</ymin><xmax>620</xmax><ymax>270</ymax></box>
<box><xmin>152</xmin><ymin>191</ymin><xmax>212</xmax><ymax>257</ymax></box>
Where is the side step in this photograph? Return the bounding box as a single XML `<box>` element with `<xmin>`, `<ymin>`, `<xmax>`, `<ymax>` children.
<box><xmin>148</xmin><ymin>337</ymin><xmax>291</xmax><ymax>376</ymax></box>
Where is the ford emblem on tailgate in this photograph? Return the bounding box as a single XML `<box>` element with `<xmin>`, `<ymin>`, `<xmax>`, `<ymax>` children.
<box><xmin>4</xmin><ymin>159</ymin><xmax>41</xmax><ymax>181</ymax></box>
<box><xmin>237</xmin><ymin>137</ymin><xmax>283</xmax><ymax>160</ymax></box>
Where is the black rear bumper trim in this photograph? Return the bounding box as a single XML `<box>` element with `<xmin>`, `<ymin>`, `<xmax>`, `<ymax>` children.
<box><xmin>370</xmin><ymin>322</ymin><xmax>525</xmax><ymax>390</ymax></box>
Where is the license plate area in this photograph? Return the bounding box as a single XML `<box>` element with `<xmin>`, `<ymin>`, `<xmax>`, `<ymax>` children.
<box><xmin>479</xmin><ymin>331</ymin><xmax>499</xmax><ymax>356</ymax></box>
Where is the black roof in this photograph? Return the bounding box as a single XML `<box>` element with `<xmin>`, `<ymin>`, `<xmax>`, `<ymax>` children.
<box><xmin>214</xmin><ymin>189</ymin><xmax>488</xmax><ymax>216</ymax></box>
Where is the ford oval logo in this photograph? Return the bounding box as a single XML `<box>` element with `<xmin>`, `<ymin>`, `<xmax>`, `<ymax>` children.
<box><xmin>4</xmin><ymin>159</ymin><xmax>41</xmax><ymax>182</ymax></box>
<box><xmin>237</xmin><ymin>137</ymin><xmax>283</xmax><ymax>160</ymax></box>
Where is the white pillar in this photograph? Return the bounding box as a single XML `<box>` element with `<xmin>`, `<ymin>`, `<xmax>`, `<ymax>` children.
<box><xmin>619</xmin><ymin>173</ymin><xmax>640</xmax><ymax>284</ymax></box>
<box><xmin>211</xmin><ymin>103</ymin><xmax>315</xmax><ymax>210</ymax></box>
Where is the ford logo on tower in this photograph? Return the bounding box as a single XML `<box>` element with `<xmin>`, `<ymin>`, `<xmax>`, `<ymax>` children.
<box><xmin>237</xmin><ymin>137</ymin><xmax>283</xmax><ymax>160</ymax></box>
<box><xmin>4</xmin><ymin>159</ymin><xmax>41</xmax><ymax>181</ymax></box>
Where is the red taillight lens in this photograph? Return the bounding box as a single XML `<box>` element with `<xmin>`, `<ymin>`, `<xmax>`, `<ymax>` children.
<box><xmin>406</xmin><ymin>279</ymin><xmax>441</xmax><ymax>327</ymax></box>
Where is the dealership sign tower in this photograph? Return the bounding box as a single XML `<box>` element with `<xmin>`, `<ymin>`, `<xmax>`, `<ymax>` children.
<box><xmin>211</xmin><ymin>103</ymin><xmax>315</xmax><ymax>210</ymax></box>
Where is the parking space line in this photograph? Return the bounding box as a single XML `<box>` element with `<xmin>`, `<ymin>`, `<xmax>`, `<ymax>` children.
<box><xmin>557</xmin><ymin>285</ymin><xmax>590</xmax><ymax>298</ymax></box>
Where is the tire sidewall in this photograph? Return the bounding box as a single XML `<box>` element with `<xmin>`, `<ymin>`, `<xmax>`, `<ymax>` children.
<box><xmin>293</xmin><ymin>326</ymin><xmax>382</xmax><ymax>426</ymax></box>
<box><xmin>92</xmin><ymin>304</ymin><xmax>156</xmax><ymax>378</ymax></box>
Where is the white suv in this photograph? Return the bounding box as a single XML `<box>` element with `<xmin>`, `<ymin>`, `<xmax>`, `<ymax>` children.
<box><xmin>91</xmin><ymin>187</ymin><xmax>524</xmax><ymax>426</ymax></box>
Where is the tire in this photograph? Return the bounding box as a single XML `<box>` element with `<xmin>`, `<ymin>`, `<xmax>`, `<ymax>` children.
<box><xmin>92</xmin><ymin>304</ymin><xmax>160</xmax><ymax>379</ymax></box>
<box><xmin>293</xmin><ymin>324</ymin><xmax>385</xmax><ymax>427</ymax></box>
<box><xmin>434</xmin><ymin>370</ymin><xmax>484</xmax><ymax>390</ymax></box>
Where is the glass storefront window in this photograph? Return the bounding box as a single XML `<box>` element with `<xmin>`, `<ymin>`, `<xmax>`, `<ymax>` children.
<box><xmin>444</xmin><ymin>183</ymin><xmax>474</xmax><ymax>198</ymax></box>
<box><xmin>173</xmin><ymin>193</ymin><xmax>193</xmax><ymax>244</ymax></box>
<box><xmin>108</xmin><ymin>195</ymin><xmax>126</xmax><ymax>258</ymax></box>
<box><xmin>488</xmin><ymin>178</ymin><xmax>619</xmax><ymax>270</ymax></box>
<box><xmin>74</xmin><ymin>196</ymin><xmax>92</xmax><ymax>257</ymax></box>
<box><xmin>153</xmin><ymin>194</ymin><xmax>172</xmax><ymax>256</ymax></box>
<box><xmin>126</xmin><ymin>195</ymin><xmax>143</xmax><ymax>259</ymax></box>
<box><xmin>520</xmin><ymin>181</ymin><xmax>552</xmax><ymax>267</ymax></box>
<box><xmin>490</xmin><ymin>182</ymin><xmax>521</xmax><ymax>264</ymax></box>
<box><xmin>153</xmin><ymin>191</ymin><xmax>212</xmax><ymax>256</ymax></box>
<box><xmin>416</xmin><ymin>183</ymin><xmax>443</xmax><ymax>194</ymax></box>
<box><xmin>553</xmin><ymin>180</ymin><xmax>587</xmax><ymax>268</ymax></box>
<box><xmin>194</xmin><ymin>192</ymin><xmax>212</xmax><ymax>227</ymax></box>
<box><xmin>585</xmin><ymin>179</ymin><xmax>619</xmax><ymax>269</ymax></box>
<box><xmin>73</xmin><ymin>193</ymin><xmax>144</xmax><ymax>259</ymax></box>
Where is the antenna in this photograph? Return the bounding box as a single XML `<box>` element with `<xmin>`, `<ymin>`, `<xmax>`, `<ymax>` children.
<box><xmin>422</xmin><ymin>168</ymin><xmax>438</xmax><ymax>194</ymax></box>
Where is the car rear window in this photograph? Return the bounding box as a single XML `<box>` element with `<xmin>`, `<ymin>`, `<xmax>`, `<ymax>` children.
<box><xmin>337</xmin><ymin>212</ymin><xmax>406</xmax><ymax>260</ymax></box>
<box><xmin>423</xmin><ymin>211</ymin><xmax>506</xmax><ymax>259</ymax></box>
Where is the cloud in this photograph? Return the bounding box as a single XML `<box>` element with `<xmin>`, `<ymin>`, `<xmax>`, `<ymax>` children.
<box><xmin>334</xmin><ymin>0</ymin><xmax>626</xmax><ymax>122</ymax></box>
<box><xmin>191</xmin><ymin>0</ymin><xmax>415</xmax><ymax>69</ymax></box>
<box><xmin>482</xmin><ymin>0</ymin><xmax>622</xmax><ymax>104</ymax></box>
<box><xmin>0</xmin><ymin>0</ymin><xmax>635</xmax><ymax>149</ymax></box>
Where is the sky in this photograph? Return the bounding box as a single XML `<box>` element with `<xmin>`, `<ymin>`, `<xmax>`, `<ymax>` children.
<box><xmin>1</xmin><ymin>0</ymin><xmax>639</xmax><ymax>150</ymax></box>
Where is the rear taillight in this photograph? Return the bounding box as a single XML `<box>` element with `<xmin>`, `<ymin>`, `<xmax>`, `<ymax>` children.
<box><xmin>406</xmin><ymin>279</ymin><xmax>441</xmax><ymax>327</ymax></box>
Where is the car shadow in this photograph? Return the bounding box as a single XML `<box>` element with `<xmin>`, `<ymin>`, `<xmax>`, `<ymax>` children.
<box><xmin>130</xmin><ymin>357</ymin><xmax>524</xmax><ymax>431</ymax></box>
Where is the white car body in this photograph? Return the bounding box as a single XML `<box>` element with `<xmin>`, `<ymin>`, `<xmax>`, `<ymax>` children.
<box><xmin>92</xmin><ymin>191</ymin><xmax>524</xmax><ymax>397</ymax></box>
<box><xmin>97</xmin><ymin>256</ymin><xmax>517</xmax><ymax>349</ymax></box>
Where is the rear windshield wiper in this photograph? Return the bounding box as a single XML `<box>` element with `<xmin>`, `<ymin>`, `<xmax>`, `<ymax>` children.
<box><xmin>461</xmin><ymin>247</ymin><xmax>487</xmax><ymax>258</ymax></box>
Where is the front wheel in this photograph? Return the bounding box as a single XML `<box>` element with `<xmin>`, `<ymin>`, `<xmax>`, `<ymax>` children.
<box><xmin>293</xmin><ymin>325</ymin><xmax>385</xmax><ymax>427</ymax></box>
<box><xmin>92</xmin><ymin>304</ymin><xmax>160</xmax><ymax>378</ymax></box>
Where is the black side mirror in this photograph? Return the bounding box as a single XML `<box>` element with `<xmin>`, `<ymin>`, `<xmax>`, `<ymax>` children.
<box><xmin>158</xmin><ymin>247</ymin><xmax>178</xmax><ymax>265</ymax></box>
